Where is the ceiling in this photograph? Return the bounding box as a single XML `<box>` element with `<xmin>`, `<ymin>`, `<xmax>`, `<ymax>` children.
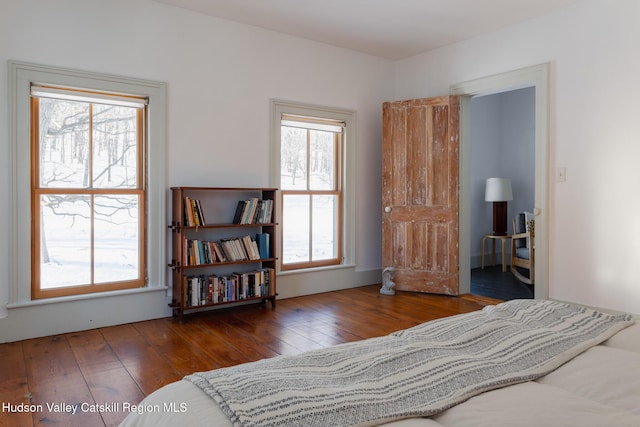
<box><xmin>154</xmin><ymin>0</ymin><xmax>581</xmax><ymax>60</ymax></box>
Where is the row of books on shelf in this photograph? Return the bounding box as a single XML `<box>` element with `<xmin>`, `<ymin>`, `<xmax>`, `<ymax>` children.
<box><xmin>232</xmin><ymin>198</ymin><xmax>273</xmax><ymax>224</ymax></box>
<box><xmin>183</xmin><ymin>196</ymin><xmax>206</xmax><ymax>226</ymax></box>
<box><xmin>184</xmin><ymin>233</ymin><xmax>270</xmax><ymax>265</ymax></box>
<box><xmin>184</xmin><ymin>268</ymin><xmax>273</xmax><ymax>307</ymax></box>
<box><xmin>183</xmin><ymin>197</ymin><xmax>274</xmax><ymax>226</ymax></box>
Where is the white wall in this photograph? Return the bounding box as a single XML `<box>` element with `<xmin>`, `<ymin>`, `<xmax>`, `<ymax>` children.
<box><xmin>393</xmin><ymin>0</ymin><xmax>640</xmax><ymax>315</ymax></box>
<box><xmin>0</xmin><ymin>0</ymin><xmax>393</xmax><ymax>341</ymax></box>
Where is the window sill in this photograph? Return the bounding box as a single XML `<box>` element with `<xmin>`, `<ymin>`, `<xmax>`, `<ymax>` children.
<box><xmin>278</xmin><ymin>263</ymin><xmax>357</xmax><ymax>276</ymax></box>
<box><xmin>6</xmin><ymin>285</ymin><xmax>168</xmax><ymax>310</ymax></box>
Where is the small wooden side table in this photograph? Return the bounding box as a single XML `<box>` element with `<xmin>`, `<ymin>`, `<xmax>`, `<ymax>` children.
<box><xmin>481</xmin><ymin>234</ymin><xmax>511</xmax><ymax>272</ymax></box>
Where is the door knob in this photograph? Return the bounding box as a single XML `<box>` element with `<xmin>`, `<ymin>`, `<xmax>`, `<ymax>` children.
<box><xmin>384</xmin><ymin>206</ymin><xmax>392</xmax><ymax>213</ymax></box>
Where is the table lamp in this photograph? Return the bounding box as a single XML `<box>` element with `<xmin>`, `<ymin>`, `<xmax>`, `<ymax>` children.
<box><xmin>485</xmin><ymin>177</ymin><xmax>513</xmax><ymax>236</ymax></box>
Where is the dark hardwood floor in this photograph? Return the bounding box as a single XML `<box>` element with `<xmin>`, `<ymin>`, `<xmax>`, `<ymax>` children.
<box><xmin>0</xmin><ymin>285</ymin><xmax>500</xmax><ymax>427</ymax></box>
<box><xmin>471</xmin><ymin>265</ymin><xmax>534</xmax><ymax>301</ymax></box>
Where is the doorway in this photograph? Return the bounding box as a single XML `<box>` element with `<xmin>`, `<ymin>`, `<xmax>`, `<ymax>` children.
<box><xmin>452</xmin><ymin>63</ymin><xmax>550</xmax><ymax>300</ymax></box>
<box><xmin>469</xmin><ymin>87</ymin><xmax>535</xmax><ymax>300</ymax></box>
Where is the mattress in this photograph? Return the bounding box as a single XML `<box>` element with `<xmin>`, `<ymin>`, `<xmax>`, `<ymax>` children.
<box><xmin>120</xmin><ymin>303</ymin><xmax>640</xmax><ymax>427</ymax></box>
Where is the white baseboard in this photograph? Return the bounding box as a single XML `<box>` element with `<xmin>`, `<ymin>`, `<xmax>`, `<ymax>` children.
<box><xmin>276</xmin><ymin>266</ymin><xmax>382</xmax><ymax>299</ymax></box>
<box><xmin>1</xmin><ymin>288</ymin><xmax>171</xmax><ymax>343</ymax></box>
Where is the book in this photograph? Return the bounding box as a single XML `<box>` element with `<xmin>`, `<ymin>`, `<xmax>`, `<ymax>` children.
<box><xmin>194</xmin><ymin>199</ymin><xmax>206</xmax><ymax>226</ymax></box>
<box><xmin>264</xmin><ymin>267</ymin><xmax>274</xmax><ymax>296</ymax></box>
<box><xmin>258</xmin><ymin>199</ymin><xmax>273</xmax><ymax>223</ymax></box>
<box><xmin>184</xmin><ymin>197</ymin><xmax>206</xmax><ymax>226</ymax></box>
<box><xmin>232</xmin><ymin>198</ymin><xmax>273</xmax><ymax>224</ymax></box>
<box><xmin>190</xmin><ymin>199</ymin><xmax>200</xmax><ymax>226</ymax></box>
<box><xmin>188</xmin><ymin>276</ymin><xmax>200</xmax><ymax>306</ymax></box>
<box><xmin>184</xmin><ymin>196</ymin><xmax>194</xmax><ymax>226</ymax></box>
<box><xmin>256</xmin><ymin>233</ymin><xmax>270</xmax><ymax>259</ymax></box>
<box><xmin>186</xmin><ymin>234</ymin><xmax>268</xmax><ymax>265</ymax></box>
<box><xmin>232</xmin><ymin>200</ymin><xmax>245</xmax><ymax>224</ymax></box>
<box><xmin>185</xmin><ymin>268</ymin><xmax>274</xmax><ymax>306</ymax></box>
<box><xmin>212</xmin><ymin>242</ymin><xmax>228</xmax><ymax>263</ymax></box>
<box><xmin>243</xmin><ymin>198</ymin><xmax>258</xmax><ymax>224</ymax></box>
<box><xmin>242</xmin><ymin>235</ymin><xmax>260</xmax><ymax>260</ymax></box>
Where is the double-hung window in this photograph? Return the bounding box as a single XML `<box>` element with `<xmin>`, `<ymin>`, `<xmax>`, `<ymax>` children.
<box><xmin>30</xmin><ymin>86</ymin><xmax>147</xmax><ymax>299</ymax></box>
<box><xmin>280</xmin><ymin>114</ymin><xmax>344</xmax><ymax>269</ymax></box>
<box><xmin>273</xmin><ymin>100</ymin><xmax>355</xmax><ymax>272</ymax></box>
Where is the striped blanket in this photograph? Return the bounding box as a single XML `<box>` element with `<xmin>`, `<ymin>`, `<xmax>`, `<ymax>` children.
<box><xmin>185</xmin><ymin>299</ymin><xmax>633</xmax><ymax>427</ymax></box>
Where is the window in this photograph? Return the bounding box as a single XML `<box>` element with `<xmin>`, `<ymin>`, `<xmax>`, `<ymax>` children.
<box><xmin>9</xmin><ymin>61</ymin><xmax>166</xmax><ymax>304</ymax></box>
<box><xmin>272</xmin><ymin>101</ymin><xmax>355</xmax><ymax>272</ymax></box>
<box><xmin>31</xmin><ymin>86</ymin><xmax>147</xmax><ymax>298</ymax></box>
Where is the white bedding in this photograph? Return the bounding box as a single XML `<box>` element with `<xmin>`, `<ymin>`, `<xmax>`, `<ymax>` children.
<box><xmin>120</xmin><ymin>308</ymin><xmax>640</xmax><ymax>427</ymax></box>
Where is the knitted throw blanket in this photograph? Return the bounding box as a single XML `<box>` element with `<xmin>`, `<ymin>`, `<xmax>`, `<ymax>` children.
<box><xmin>185</xmin><ymin>299</ymin><xmax>633</xmax><ymax>427</ymax></box>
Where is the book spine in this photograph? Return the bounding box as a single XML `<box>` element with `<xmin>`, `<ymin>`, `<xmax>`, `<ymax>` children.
<box><xmin>234</xmin><ymin>198</ymin><xmax>277</xmax><ymax>224</ymax></box>
<box><xmin>232</xmin><ymin>200</ymin><xmax>245</xmax><ymax>224</ymax></box>
<box><xmin>184</xmin><ymin>196</ymin><xmax>194</xmax><ymax>226</ymax></box>
<box><xmin>195</xmin><ymin>199</ymin><xmax>206</xmax><ymax>226</ymax></box>
<box><xmin>256</xmin><ymin>233</ymin><xmax>270</xmax><ymax>259</ymax></box>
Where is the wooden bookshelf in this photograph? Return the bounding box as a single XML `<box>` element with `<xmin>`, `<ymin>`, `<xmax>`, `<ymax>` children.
<box><xmin>168</xmin><ymin>187</ymin><xmax>277</xmax><ymax>319</ymax></box>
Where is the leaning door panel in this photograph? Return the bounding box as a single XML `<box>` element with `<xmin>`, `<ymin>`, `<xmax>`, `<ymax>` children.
<box><xmin>382</xmin><ymin>96</ymin><xmax>459</xmax><ymax>295</ymax></box>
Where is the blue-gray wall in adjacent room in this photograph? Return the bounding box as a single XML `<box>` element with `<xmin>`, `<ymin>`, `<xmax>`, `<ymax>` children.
<box><xmin>470</xmin><ymin>87</ymin><xmax>535</xmax><ymax>267</ymax></box>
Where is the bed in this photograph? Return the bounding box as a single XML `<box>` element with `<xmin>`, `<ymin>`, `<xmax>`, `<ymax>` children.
<box><xmin>120</xmin><ymin>299</ymin><xmax>639</xmax><ymax>427</ymax></box>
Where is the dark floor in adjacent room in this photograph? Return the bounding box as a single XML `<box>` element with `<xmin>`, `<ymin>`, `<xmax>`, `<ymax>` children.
<box><xmin>470</xmin><ymin>265</ymin><xmax>534</xmax><ymax>301</ymax></box>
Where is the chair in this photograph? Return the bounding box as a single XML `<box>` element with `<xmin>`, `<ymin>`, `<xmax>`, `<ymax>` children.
<box><xmin>511</xmin><ymin>212</ymin><xmax>534</xmax><ymax>284</ymax></box>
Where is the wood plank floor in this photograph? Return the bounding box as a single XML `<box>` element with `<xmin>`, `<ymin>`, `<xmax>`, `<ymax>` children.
<box><xmin>0</xmin><ymin>285</ymin><xmax>501</xmax><ymax>427</ymax></box>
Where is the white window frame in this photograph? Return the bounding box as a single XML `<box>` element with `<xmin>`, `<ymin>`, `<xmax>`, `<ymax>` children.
<box><xmin>8</xmin><ymin>61</ymin><xmax>167</xmax><ymax>304</ymax></box>
<box><xmin>270</xmin><ymin>99</ymin><xmax>356</xmax><ymax>273</ymax></box>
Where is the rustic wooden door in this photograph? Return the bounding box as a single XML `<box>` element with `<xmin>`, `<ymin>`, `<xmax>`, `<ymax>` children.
<box><xmin>382</xmin><ymin>96</ymin><xmax>460</xmax><ymax>295</ymax></box>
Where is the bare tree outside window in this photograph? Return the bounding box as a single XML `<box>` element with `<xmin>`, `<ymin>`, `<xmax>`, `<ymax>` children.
<box><xmin>33</xmin><ymin>92</ymin><xmax>145</xmax><ymax>294</ymax></box>
<box><xmin>279</xmin><ymin>117</ymin><xmax>342</xmax><ymax>269</ymax></box>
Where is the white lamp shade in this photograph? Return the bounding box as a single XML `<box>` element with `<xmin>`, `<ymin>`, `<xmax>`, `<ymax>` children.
<box><xmin>485</xmin><ymin>178</ymin><xmax>513</xmax><ymax>202</ymax></box>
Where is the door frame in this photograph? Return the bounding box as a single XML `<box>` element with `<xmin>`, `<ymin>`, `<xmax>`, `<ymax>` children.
<box><xmin>451</xmin><ymin>63</ymin><xmax>550</xmax><ymax>299</ymax></box>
